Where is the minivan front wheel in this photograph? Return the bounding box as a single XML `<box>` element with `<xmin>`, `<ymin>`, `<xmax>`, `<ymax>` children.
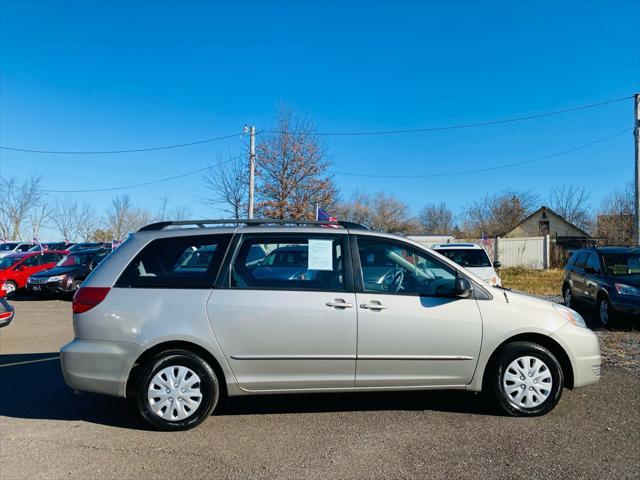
<box><xmin>489</xmin><ymin>342</ymin><xmax>563</xmax><ymax>417</ymax></box>
<box><xmin>136</xmin><ymin>350</ymin><xmax>220</xmax><ymax>431</ymax></box>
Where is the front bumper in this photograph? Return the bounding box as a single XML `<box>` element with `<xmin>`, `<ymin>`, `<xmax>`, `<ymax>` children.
<box><xmin>551</xmin><ymin>323</ymin><xmax>601</xmax><ymax>388</ymax></box>
<box><xmin>27</xmin><ymin>279</ymin><xmax>70</xmax><ymax>295</ymax></box>
<box><xmin>609</xmin><ymin>294</ymin><xmax>640</xmax><ymax>317</ymax></box>
<box><xmin>60</xmin><ymin>339</ymin><xmax>141</xmax><ymax>397</ymax></box>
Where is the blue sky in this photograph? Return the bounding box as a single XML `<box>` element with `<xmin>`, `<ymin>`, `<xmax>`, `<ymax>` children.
<box><xmin>1</xmin><ymin>0</ymin><xmax>639</xmax><ymax>237</ymax></box>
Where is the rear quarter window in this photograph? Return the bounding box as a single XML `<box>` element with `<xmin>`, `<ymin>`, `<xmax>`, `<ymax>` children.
<box><xmin>115</xmin><ymin>234</ymin><xmax>231</xmax><ymax>289</ymax></box>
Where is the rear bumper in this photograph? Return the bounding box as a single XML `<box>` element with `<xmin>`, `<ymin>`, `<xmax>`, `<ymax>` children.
<box><xmin>0</xmin><ymin>310</ymin><xmax>14</xmax><ymax>327</ymax></box>
<box><xmin>60</xmin><ymin>339</ymin><xmax>141</xmax><ymax>397</ymax></box>
<box><xmin>551</xmin><ymin>323</ymin><xmax>601</xmax><ymax>388</ymax></box>
<box><xmin>0</xmin><ymin>298</ymin><xmax>14</xmax><ymax>327</ymax></box>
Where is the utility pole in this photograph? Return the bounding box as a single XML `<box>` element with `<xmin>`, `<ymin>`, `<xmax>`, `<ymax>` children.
<box><xmin>635</xmin><ymin>94</ymin><xmax>640</xmax><ymax>245</ymax></box>
<box><xmin>246</xmin><ymin>125</ymin><xmax>256</xmax><ymax>219</ymax></box>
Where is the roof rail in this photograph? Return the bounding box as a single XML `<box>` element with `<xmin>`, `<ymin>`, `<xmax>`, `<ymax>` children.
<box><xmin>138</xmin><ymin>219</ymin><xmax>370</xmax><ymax>232</ymax></box>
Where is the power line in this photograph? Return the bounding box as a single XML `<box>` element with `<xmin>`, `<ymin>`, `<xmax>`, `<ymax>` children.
<box><xmin>1</xmin><ymin>133</ymin><xmax>241</xmax><ymax>155</ymax></box>
<box><xmin>41</xmin><ymin>128</ymin><xmax>631</xmax><ymax>192</ymax></box>
<box><xmin>1</xmin><ymin>95</ymin><xmax>632</xmax><ymax>154</ymax></box>
<box><xmin>260</xmin><ymin>95</ymin><xmax>633</xmax><ymax>137</ymax></box>
<box><xmin>331</xmin><ymin>127</ymin><xmax>632</xmax><ymax>178</ymax></box>
<box><xmin>42</xmin><ymin>155</ymin><xmax>242</xmax><ymax>193</ymax></box>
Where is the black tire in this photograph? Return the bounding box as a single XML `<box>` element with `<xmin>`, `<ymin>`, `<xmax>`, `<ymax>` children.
<box><xmin>563</xmin><ymin>285</ymin><xmax>573</xmax><ymax>309</ymax></box>
<box><xmin>488</xmin><ymin>341</ymin><xmax>564</xmax><ymax>417</ymax></box>
<box><xmin>136</xmin><ymin>349</ymin><xmax>220</xmax><ymax>431</ymax></box>
<box><xmin>3</xmin><ymin>281</ymin><xmax>18</xmax><ymax>298</ymax></box>
<box><xmin>597</xmin><ymin>296</ymin><xmax>615</xmax><ymax>327</ymax></box>
<box><xmin>68</xmin><ymin>281</ymin><xmax>82</xmax><ymax>299</ymax></box>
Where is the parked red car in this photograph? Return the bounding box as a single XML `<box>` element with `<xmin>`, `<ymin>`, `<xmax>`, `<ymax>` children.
<box><xmin>0</xmin><ymin>251</ymin><xmax>67</xmax><ymax>297</ymax></box>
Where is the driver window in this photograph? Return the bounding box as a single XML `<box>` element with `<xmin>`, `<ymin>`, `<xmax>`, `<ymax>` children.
<box><xmin>356</xmin><ymin>237</ymin><xmax>457</xmax><ymax>296</ymax></box>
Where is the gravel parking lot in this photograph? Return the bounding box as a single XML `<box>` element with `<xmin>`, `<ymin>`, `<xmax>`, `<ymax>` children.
<box><xmin>1</xmin><ymin>299</ymin><xmax>639</xmax><ymax>480</ymax></box>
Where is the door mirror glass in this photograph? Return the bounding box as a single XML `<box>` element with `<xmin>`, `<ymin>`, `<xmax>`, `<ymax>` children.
<box><xmin>454</xmin><ymin>277</ymin><xmax>473</xmax><ymax>298</ymax></box>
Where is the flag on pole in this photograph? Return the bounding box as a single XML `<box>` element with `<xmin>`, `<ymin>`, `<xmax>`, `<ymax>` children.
<box><xmin>316</xmin><ymin>207</ymin><xmax>340</xmax><ymax>228</ymax></box>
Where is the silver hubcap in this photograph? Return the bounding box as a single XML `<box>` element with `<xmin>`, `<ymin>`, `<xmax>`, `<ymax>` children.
<box><xmin>147</xmin><ymin>366</ymin><xmax>202</xmax><ymax>421</ymax></box>
<box><xmin>599</xmin><ymin>300</ymin><xmax>609</xmax><ymax>325</ymax></box>
<box><xmin>3</xmin><ymin>282</ymin><xmax>15</xmax><ymax>294</ymax></box>
<box><xmin>503</xmin><ymin>356</ymin><xmax>553</xmax><ymax>409</ymax></box>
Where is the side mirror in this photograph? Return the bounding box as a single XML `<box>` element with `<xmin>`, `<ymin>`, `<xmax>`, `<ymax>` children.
<box><xmin>493</xmin><ymin>261</ymin><xmax>501</xmax><ymax>269</ymax></box>
<box><xmin>454</xmin><ymin>277</ymin><xmax>473</xmax><ymax>298</ymax></box>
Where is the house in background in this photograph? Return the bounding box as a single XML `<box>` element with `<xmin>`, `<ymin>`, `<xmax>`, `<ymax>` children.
<box><xmin>506</xmin><ymin>206</ymin><xmax>590</xmax><ymax>239</ymax></box>
<box><xmin>505</xmin><ymin>206</ymin><xmax>592</xmax><ymax>263</ymax></box>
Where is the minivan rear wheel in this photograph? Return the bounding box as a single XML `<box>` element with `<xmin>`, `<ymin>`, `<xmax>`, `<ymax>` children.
<box><xmin>489</xmin><ymin>341</ymin><xmax>563</xmax><ymax>417</ymax></box>
<box><xmin>136</xmin><ymin>349</ymin><xmax>220</xmax><ymax>431</ymax></box>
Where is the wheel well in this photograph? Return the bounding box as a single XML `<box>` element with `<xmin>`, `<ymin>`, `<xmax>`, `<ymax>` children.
<box><xmin>125</xmin><ymin>341</ymin><xmax>228</xmax><ymax>400</ymax></box>
<box><xmin>596</xmin><ymin>289</ymin><xmax>608</xmax><ymax>303</ymax></box>
<box><xmin>483</xmin><ymin>333</ymin><xmax>574</xmax><ymax>390</ymax></box>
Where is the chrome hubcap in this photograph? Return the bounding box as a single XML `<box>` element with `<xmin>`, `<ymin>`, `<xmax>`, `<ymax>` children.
<box><xmin>503</xmin><ymin>356</ymin><xmax>553</xmax><ymax>409</ymax></box>
<box><xmin>147</xmin><ymin>366</ymin><xmax>202</xmax><ymax>421</ymax></box>
<box><xmin>599</xmin><ymin>301</ymin><xmax>609</xmax><ymax>325</ymax></box>
<box><xmin>3</xmin><ymin>282</ymin><xmax>15</xmax><ymax>294</ymax></box>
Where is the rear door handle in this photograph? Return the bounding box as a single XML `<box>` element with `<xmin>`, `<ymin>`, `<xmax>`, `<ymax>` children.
<box><xmin>325</xmin><ymin>300</ymin><xmax>354</xmax><ymax>309</ymax></box>
<box><xmin>360</xmin><ymin>303</ymin><xmax>387</xmax><ymax>311</ymax></box>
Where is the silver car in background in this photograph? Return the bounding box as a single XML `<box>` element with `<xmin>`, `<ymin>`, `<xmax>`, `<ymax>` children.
<box><xmin>61</xmin><ymin>219</ymin><xmax>601</xmax><ymax>430</ymax></box>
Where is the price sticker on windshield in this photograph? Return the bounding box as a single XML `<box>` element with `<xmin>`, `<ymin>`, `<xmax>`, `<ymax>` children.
<box><xmin>308</xmin><ymin>239</ymin><xmax>333</xmax><ymax>271</ymax></box>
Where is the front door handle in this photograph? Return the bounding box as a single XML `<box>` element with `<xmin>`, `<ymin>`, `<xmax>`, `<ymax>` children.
<box><xmin>325</xmin><ymin>299</ymin><xmax>354</xmax><ymax>309</ymax></box>
<box><xmin>360</xmin><ymin>303</ymin><xmax>387</xmax><ymax>311</ymax></box>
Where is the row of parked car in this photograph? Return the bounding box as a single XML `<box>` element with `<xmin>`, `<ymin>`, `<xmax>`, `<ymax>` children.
<box><xmin>0</xmin><ymin>242</ymin><xmax>112</xmax><ymax>298</ymax></box>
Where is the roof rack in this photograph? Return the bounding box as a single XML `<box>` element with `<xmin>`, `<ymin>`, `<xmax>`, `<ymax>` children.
<box><xmin>138</xmin><ymin>219</ymin><xmax>369</xmax><ymax>232</ymax></box>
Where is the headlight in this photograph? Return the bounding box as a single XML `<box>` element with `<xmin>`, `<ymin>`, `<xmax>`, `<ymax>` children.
<box><xmin>615</xmin><ymin>283</ymin><xmax>640</xmax><ymax>297</ymax></box>
<box><xmin>46</xmin><ymin>275</ymin><xmax>65</xmax><ymax>283</ymax></box>
<box><xmin>553</xmin><ymin>304</ymin><xmax>587</xmax><ymax>328</ymax></box>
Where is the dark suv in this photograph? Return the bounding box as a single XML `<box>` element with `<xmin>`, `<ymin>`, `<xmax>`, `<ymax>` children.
<box><xmin>27</xmin><ymin>248</ymin><xmax>110</xmax><ymax>298</ymax></box>
<box><xmin>563</xmin><ymin>246</ymin><xmax>640</xmax><ymax>326</ymax></box>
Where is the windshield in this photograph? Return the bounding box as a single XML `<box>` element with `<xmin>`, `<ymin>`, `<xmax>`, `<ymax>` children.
<box><xmin>435</xmin><ymin>248</ymin><xmax>492</xmax><ymax>267</ymax></box>
<box><xmin>0</xmin><ymin>243</ymin><xmax>19</xmax><ymax>251</ymax></box>
<box><xmin>602</xmin><ymin>253</ymin><xmax>640</xmax><ymax>276</ymax></box>
<box><xmin>0</xmin><ymin>257</ymin><xmax>20</xmax><ymax>269</ymax></box>
<box><xmin>57</xmin><ymin>253</ymin><xmax>92</xmax><ymax>267</ymax></box>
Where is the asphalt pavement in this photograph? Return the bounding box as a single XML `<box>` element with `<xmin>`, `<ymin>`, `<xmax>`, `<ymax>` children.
<box><xmin>1</xmin><ymin>299</ymin><xmax>638</xmax><ymax>480</ymax></box>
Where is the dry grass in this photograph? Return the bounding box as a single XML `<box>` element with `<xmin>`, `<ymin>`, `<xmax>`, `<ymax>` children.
<box><xmin>500</xmin><ymin>267</ymin><xmax>564</xmax><ymax>296</ymax></box>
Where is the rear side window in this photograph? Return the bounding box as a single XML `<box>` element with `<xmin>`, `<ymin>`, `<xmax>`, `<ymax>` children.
<box><xmin>115</xmin><ymin>235</ymin><xmax>230</xmax><ymax>289</ymax></box>
<box><xmin>574</xmin><ymin>253</ymin><xmax>588</xmax><ymax>269</ymax></box>
<box><xmin>230</xmin><ymin>234</ymin><xmax>346</xmax><ymax>291</ymax></box>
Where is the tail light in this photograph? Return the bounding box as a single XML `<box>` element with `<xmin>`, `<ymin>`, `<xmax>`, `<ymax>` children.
<box><xmin>0</xmin><ymin>310</ymin><xmax>12</xmax><ymax>320</ymax></box>
<box><xmin>73</xmin><ymin>287</ymin><xmax>110</xmax><ymax>314</ymax></box>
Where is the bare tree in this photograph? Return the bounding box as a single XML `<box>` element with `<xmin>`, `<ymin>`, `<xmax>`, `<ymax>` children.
<box><xmin>203</xmin><ymin>157</ymin><xmax>248</xmax><ymax>218</ymax></box>
<box><xmin>157</xmin><ymin>195</ymin><xmax>192</xmax><ymax>222</ymax></box>
<box><xmin>107</xmin><ymin>195</ymin><xmax>132</xmax><ymax>240</ymax></box>
<box><xmin>107</xmin><ymin>195</ymin><xmax>153</xmax><ymax>240</ymax></box>
<box><xmin>548</xmin><ymin>185</ymin><xmax>592</xmax><ymax>231</ymax></box>
<box><xmin>461</xmin><ymin>189</ymin><xmax>539</xmax><ymax>237</ymax></box>
<box><xmin>0</xmin><ymin>175</ymin><xmax>43</xmax><ymax>240</ymax></box>
<box><xmin>596</xmin><ymin>182</ymin><xmax>634</xmax><ymax>245</ymax></box>
<box><xmin>50</xmin><ymin>198</ymin><xmax>101</xmax><ymax>241</ymax></box>
<box><xmin>336</xmin><ymin>191</ymin><xmax>418</xmax><ymax>234</ymax></box>
<box><xmin>28</xmin><ymin>203</ymin><xmax>49</xmax><ymax>241</ymax></box>
<box><xmin>76</xmin><ymin>204</ymin><xmax>100</xmax><ymax>241</ymax></box>
<box><xmin>256</xmin><ymin>105</ymin><xmax>338</xmax><ymax>219</ymax></box>
<box><xmin>419</xmin><ymin>202</ymin><xmax>455</xmax><ymax>234</ymax></box>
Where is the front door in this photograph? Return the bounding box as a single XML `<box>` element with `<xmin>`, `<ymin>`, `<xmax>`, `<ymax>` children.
<box><xmin>208</xmin><ymin>232</ymin><xmax>357</xmax><ymax>391</ymax></box>
<box><xmin>353</xmin><ymin>235</ymin><xmax>482</xmax><ymax>387</ymax></box>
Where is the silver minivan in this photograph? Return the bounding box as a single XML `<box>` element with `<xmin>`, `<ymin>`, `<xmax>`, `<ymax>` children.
<box><xmin>61</xmin><ymin>220</ymin><xmax>601</xmax><ymax>430</ymax></box>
